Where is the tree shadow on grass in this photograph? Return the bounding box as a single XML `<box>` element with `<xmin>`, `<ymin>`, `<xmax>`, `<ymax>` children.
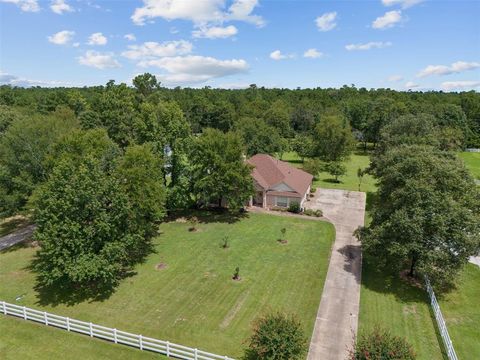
<box><xmin>365</xmin><ymin>191</ymin><xmax>379</xmax><ymax>213</ymax></box>
<box><xmin>322</xmin><ymin>178</ymin><xmax>342</xmax><ymax>184</ymax></box>
<box><xmin>167</xmin><ymin>208</ymin><xmax>249</xmax><ymax>225</ymax></box>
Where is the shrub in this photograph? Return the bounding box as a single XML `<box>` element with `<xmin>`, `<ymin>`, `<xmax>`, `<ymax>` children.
<box><xmin>245</xmin><ymin>312</ymin><xmax>307</xmax><ymax>360</ymax></box>
<box><xmin>303</xmin><ymin>158</ymin><xmax>323</xmax><ymax>180</ymax></box>
<box><xmin>288</xmin><ymin>202</ymin><xmax>301</xmax><ymax>213</ymax></box>
<box><xmin>221</xmin><ymin>236</ymin><xmax>229</xmax><ymax>249</ymax></box>
<box><xmin>350</xmin><ymin>327</ymin><xmax>416</xmax><ymax>360</ymax></box>
<box><xmin>303</xmin><ymin>209</ymin><xmax>322</xmax><ymax>217</ymax></box>
<box><xmin>233</xmin><ymin>266</ymin><xmax>240</xmax><ymax>280</ymax></box>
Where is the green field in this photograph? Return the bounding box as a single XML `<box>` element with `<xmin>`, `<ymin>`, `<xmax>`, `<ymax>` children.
<box><xmin>0</xmin><ymin>212</ymin><xmax>334</xmax><ymax>357</ymax></box>
<box><xmin>0</xmin><ymin>316</ymin><xmax>164</xmax><ymax>360</ymax></box>
<box><xmin>459</xmin><ymin>152</ymin><xmax>480</xmax><ymax>180</ymax></box>
<box><xmin>439</xmin><ymin>264</ymin><xmax>480</xmax><ymax>359</ymax></box>
<box><xmin>282</xmin><ymin>152</ymin><xmax>377</xmax><ymax>193</ymax></box>
<box><xmin>358</xmin><ymin>259</ymin><xmax>445</xmax><ymax>360</ymax></box>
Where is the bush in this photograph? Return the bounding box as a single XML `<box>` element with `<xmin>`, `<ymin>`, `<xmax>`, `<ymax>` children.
<box><xmin>288</xmin><ymin>202</ymin><xmax>301</xmax><ymax>213</ymax></box>
<box><xmin>303</xmin><ymin>209</ymin><xmax>322</xmax><ymax>217</ymax></box>
<box><xmin>350</xmin><ymin>327</ymin><xmax>416</xmax><ymax>360</ymax></box>
<box><xmin>303</xmin><ymin>158</ymin><xmax>323</xmax><ymax>180</ymax></box>
<box><xmin>245</xmin><ymin>312</ymin><xmax>307</xmax><ymax>360</ymax></box>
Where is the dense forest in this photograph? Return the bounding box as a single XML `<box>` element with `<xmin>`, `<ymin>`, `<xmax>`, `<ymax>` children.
<box><xmin>1</xmin><ymin>74</ymin><xmax>479</xmax><ymax>290</ymax></box>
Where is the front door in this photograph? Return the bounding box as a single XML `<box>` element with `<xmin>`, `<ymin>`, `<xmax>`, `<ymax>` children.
<box><xmin>253</xmin><ymin>191</ymin><xmax>263</xmax><ymax>206</ymax></box>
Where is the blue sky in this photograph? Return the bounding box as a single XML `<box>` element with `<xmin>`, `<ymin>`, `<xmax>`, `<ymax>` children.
<box><xmin>0</xmin><ymin>0</ymin><xmax>479</xmax><ymax>90</ymax></box>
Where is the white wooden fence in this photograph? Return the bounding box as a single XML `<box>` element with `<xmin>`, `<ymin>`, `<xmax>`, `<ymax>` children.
<box><xmin>424</xmin><ymin>278</ymin><xmax>458</xmax><ymax>360</ymax></box>
<box><xmin>0</xmin><ymin>301</ymin><xmax>235</xmax><ymax>360</ymax></box>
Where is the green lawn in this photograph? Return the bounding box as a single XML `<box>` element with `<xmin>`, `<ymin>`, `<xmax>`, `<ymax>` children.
<box><xmin>459</xmin><ymin>152</ymin><xmax>480</xmax><ymax>180</ymax></box>
<box><xmin>358</xmin><ymin>259</ymin><xmax>445</xmax><ymax>360</ymax></box>
<box><xmin>0</xmin><ymin>316</ymin><xmax>164</xmax><ymax>360</ymax></box>
<box><xmin>439</xmin><ymin>264</ymin><xmax>480</xmax><ymax>359</ymax></box>
<box><xmin>0</xmin><ymin>212</ymin><xmax>334</xmax><ymax>358</ymax></box>
<box><xmin>281</xmin><ymin>151</ymin><xmax>377</xmax><ymax>193</ymax></box>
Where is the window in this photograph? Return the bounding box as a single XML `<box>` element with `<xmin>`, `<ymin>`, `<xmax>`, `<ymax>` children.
<box><xmin>276</xmin><ymin>196</ymin><xmax>288</xmax><ymax>207</ymax></box>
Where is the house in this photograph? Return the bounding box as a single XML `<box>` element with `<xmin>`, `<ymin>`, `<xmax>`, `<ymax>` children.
<box><xmin>247</xmin><ymin>154</ymin><xmax>313</xmax><ymax>209</ymax></box>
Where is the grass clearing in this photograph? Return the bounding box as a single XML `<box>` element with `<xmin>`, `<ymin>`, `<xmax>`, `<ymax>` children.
<box><xmin>282</xmin><ymin>151</ymin><xmax>377</xmax><ymax>193</ymax></box>
<box><xmin>358</xmin><ymin>259</ymin><xmax>445</xmax><ymax>360</ymax></box>
<box><xmin>459</xmin><ymin>152</ymin><xmax>480</xmax><ymax>180</ymax></box>
<box><xmin>439</xmin><ymin>264</ymin><xmax>480</xmax><ymax>359</ymax></box>
<box><xmin>0</xmin><ymin>212</ymin><xmax>334</xmax><ymax>357</ymax></box>
<box><xmin>0</xmin><ymin>316</ymin><xmax>164</xmax><ymax>360</ymax></box>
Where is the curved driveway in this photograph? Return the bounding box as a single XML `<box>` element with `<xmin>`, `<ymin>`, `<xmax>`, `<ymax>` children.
<box><xmin>305</xmin><ymin>189</ymin><xmax>366</xmax><ymax>360</ymax></box>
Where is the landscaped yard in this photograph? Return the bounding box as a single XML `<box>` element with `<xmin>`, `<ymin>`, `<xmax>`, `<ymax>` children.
<box><xmin>459</xmin><ymin>152</ymin><xmax>480</xmax><ymax>180</ymax></box>
<box><xmin>282</xmin><ymin>151</ymin><xmax>377</xmax><ymax>193</ymax></box>
<box><xmin>439</xmin><ymin>263</ymin><xmax>480</xmax><ymax>359</ymax></box>
<box><xmin>0</xmin><ymin>315</ymin><xmax>164</xmax><ymax>360</ymax></box>
<box><xmin>358</xmin><ymin>259</ymin><xmax>445</xmax><ymax>360</ymax></box>
<box><xmin>0</xmin><ymin>212</ymin><xmax>334</xmax><ymax>358</ymax></box>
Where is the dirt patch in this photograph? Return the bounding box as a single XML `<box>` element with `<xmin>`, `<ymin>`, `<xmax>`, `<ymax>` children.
<box><xmin>399</xmin><ymin>270</ymin><xmax>423</xmax><ymax>289</ymax></box>
<box><xmin>277</xmin><ymin>239</ymin><xmax>288</xmax><ymax>244</ymax></box>
<box><xmin>175</xmin><ymin>217</ymin><xmax>188</xmax><ymax>223</ymax></box>
<box><xmin>220</xmin><ymin>291</ymin><xmax>249</xmax><ymax>329</ymax></box>
<box><xmin>155</xmin><ymin>263</ymin><xmax>168</xmax><ymax>270</ymax></box>
<box><xmin>402</xmin><ymin>304</ymin><xmax>418</xmax><ymax>316</ymax></box>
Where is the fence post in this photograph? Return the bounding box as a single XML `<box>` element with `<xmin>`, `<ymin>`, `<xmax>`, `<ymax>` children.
<box><xmin>166</xmin><ymin>341</ymin><xmax>170</xmax><ymax>357</ymax></box>
<box><xmin>89</xmin><ymin>322</ymin><xmax>93</xmax><ymax>337</ymax></box>
<box><xmin>194</xmin><ymin>348</ymin><xmax>198</xmax><ymax>360</ymax></box>
<box><xmin>139</xmin><ymin>335</ymin><xmax>143</xmax><ymax>350</ymax></box>
<box><xmin>23</xmin><ymin>306</ymin><xmax>27</xmax><ymax>320</ymax></box>
<box><xmin>66</xmin><ymin>317</ymin><xmax>70</xmax><ymax>331</ymax></box>
<box><xmin>113</xmin><ymin>328</ymin><xmax>117</xmax><ymax>344</ymax></box>
<box><xmin>1</xmin><ymin>301</ymin><xmax>5</xmax><ymax>315</ymax></box>
<box><xmin>44</xmin><ymin>311</ymin><xmax>48</xmax><ymax>325</ymax></box>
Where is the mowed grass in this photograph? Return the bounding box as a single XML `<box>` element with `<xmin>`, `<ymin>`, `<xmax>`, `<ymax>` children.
<box><xmin>0</xmin><ymin>316</ymin><xmax>164</xmax><ymax>360</ymax></box>
<box><xmin>281</xmin><ymin>151</ymin><xmax>377</xmax><ymax>193</ymax></box>
<box><xmin>439</xmin><ymin>264</ymin><xmax>480</xmax><ymax>359</ymax></box>
<box><xmin>358</xmin><ymin>259</ymin><xmax>445</xmax><ymax>360</ymax></box>
<box><xmin>0</xmin><ymin>212</ymin><xmax>334</xmax><ymax>357</ymax></box>
<box><xmin>458</xmin><ymin>152</ymin><xmax>480</xmax><ymax>180</ymax></box>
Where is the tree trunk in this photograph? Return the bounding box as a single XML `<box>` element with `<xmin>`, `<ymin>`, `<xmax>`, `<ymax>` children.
<box><xmin>408</xmin><ymin>256</ymin><xmax>417</xmax><ymax>277</ymax></box>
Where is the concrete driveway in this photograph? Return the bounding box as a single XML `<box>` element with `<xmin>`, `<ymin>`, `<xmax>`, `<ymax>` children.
<box><xmin>305</xmin><ymin>188</ymin><xmax>366</xmax><ymax>360</ymax></box>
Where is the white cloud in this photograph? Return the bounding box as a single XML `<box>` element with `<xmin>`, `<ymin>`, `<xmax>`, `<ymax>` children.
<box><xmin>269</xmin><ymin>50</ymin><xmax>294</xmax><ymax>60</ymax></box>
<box><xmin>372</xmin><ymin>10</ymin><xmax>402</xmax><ymax>29</ymax></box>
<box><xmin>405</xmin><ymin>81</ymin><xmax>419</xmax><ymax>89</ymax></box>
<box><xmin>388</xmin><ymin>74</ymin><xmax>403</xmax><ymax>82</ymax></box>
<box><xmin>315</xmin><ymin>12</ymin><xmax>337</xmax><ymax>32</ymax></box>
<box><xmin>345</xmin><ymin>41</ymin><xmax>392</xmax><ymax>51</ymax></box>
<box><xmin>78</xmin><ymin>50</ymin><xmax>121</xmax><ymax>69</ymax></box>
<box><xmin>192</xmin><ymin>25</ymin><xmax>238</xmax><ymax>39</ymax></box>
<box><xmin>303</xmin><ymin>48</ymin><xmax>323</xmax><ymax>58</ymax></box>
<box><xmin>131</xmin><ymin>0</ymin><xmax>263</xmax><ymax>27</ymax></box>
<box><xmin>122</xmin><ymin>40</ymin><xmax>193</xmax><ymax>60</ymax></box>
<box><xmin>441</xmin><ymin>81</ymin><xmax>480</xmax><ymax>91</ymax></box>
<box><xmin>124</xmin><ymin>33</ymin><xmax>136</xmax><ymax>41</ymax></box>
<box><xmin>137</xmin><ymin>55</ymin><xmax>248</xmax><ymax>85</ymax></box>
<box><xmin>417</xmin><ymin>61</ymin><xmax>480</xmax><ymax>77</ymax></box>
<box><xmin>87</xmin><ymin>32</ymin><xmax>108</xmax><ymax>46</ymax></box>
<box><xmin>382</xmin><ymin>0</ymin><xmax>424</xmax><ymax>9</ymax></box>
<box><xmin>0</xmin><ymin>0</ymin><xmax>39</xmax><ymax>12</ymax></box>
<box><xmin>47</xmin><ymin>30</ymin><xmax>75</xmax><ymax>45</ymax></box>
<box><xmin>0</xmin><ymin>71</ymin><xmax>74</xmax><ymax>87</ymax></box>
<box><xmin>50</xmin><ymin>0</ymin><xmax>73</xmax><ymax>14</ymax></box>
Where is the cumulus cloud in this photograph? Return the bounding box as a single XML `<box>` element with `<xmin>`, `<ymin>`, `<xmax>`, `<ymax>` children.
<box><xmin>122</xmin><ymin>40</ymin><xmax>193</xmax><ymax>60</ymax></box>
<box><xmin>315</xmin><ymin>12</ymin><xmax>337</xmax><ymax>31</ymax></box>
<box><xmin>345</xmin><ymin>41</ymin><xmax>392</xmax><ymax>51</ymax></box>
<box><xmin>192</xmin><ymin>25</ymin><xmax>238</xmax><ymax>39</ymax></box>
<box><xmin>405</xmin><ymin>81</ymin><xmax>419</xmax><ymax>89</ymax></box>
<box><xmin>87</xmin><ymin>32</ymin><xmax>108</xmax><ymax>46</ymax></box>
<box><xmin>269</xmin><ymin>50</ymin><xmax>294</xmax><ymax>60</ymax></box>
<box><xmin>50</xmin><ymin>0</ymin><xmax>73</xmax><ymax>14</ymax></box>
<box><xmin>372</xmin><ymin>10</ymin><xmax>402</xmax><ymax>29</ymax></box>
<box><xmin>47</xmin><ymin>30</ymin><xmax>75</xmax><ymax>45</ymax></box>
<box><xmin>382</xmin><ymin>0</ymin><xmax>424</xmax><ymax>9</ymax></box>
<box><xmin>441</xmin><ymin>81</ymin><xmax>480</xmax><ymax>91</ymax></box>
<box><xmin>388</xmin><ymin>74</ymin><xmax>403</xmax><ymax>82</ymax></box>
<box><xmin>78</xmin><ymin>50</ymin><xmax>121</xmax><ymax>69</ymax></box>
<box><xmin>0</xmin><ymin>0</ymin><xmax>39</xmax><ymax>12</ymax></box>
<box><xmin>137</xmin><ymin>55</ymin><xmax>248</xmax><ymax>85</ymax></box>
<box><xmin>124</xmin><ymin>33</ymin><xmax>136</xmax><ymax>41</ymax></box>
<box><xmin>417</xmin><ymin>61</ymin><xmax>480</xmax><ymax>78</ymax></box>
<box><xmin>303</xmin><ymin>48</ymin><xmax>323</xmax><ymax>58</ymax></box>
<box><xmin>0</xmin><ymin>71</ymin><xmax>73</xmax><ymax>87</ymax></box>
<box><xmin>131</xmin><ymin>0</ymin><xmax>263</xmax><ymax>27</ymax></box>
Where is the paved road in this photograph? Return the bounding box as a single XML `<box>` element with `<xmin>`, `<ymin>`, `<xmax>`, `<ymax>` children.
<box><xmin>305</xmin><ymin>189</ymin><xmax>366</xmax><ymax>360</ymax></box>
<box><xmin>0</xmin><ymin>224</ymin><xmax>36</xmax><ymax>251</ymax></box>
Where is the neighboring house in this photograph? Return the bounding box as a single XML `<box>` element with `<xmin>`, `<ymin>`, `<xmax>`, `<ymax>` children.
<box><xmin>247</xmin><ymin>154</ymin><xmax>313</xmax><ymax>209</ymax></box>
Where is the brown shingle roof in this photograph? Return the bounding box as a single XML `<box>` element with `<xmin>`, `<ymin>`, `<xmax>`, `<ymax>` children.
<box><xmin>247</xmin><ymin>154</ymin><xmax>313</xmax><ymax>196</ymax></box>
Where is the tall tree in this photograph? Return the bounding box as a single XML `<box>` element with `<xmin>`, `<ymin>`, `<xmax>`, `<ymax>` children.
<box><xmin>235</xmin><ymin>117</ymin><xmax>282</xmax><ymax>156</ymax></box>
<box><xmin>312</xmin><ymin>115</ymin><xmax>355</xmax><ymax>162</ymax></box>
<box><xmin>190</xmin><ymin>128</ymin><xmax>254</xmax><ymax>209</ymax></box>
